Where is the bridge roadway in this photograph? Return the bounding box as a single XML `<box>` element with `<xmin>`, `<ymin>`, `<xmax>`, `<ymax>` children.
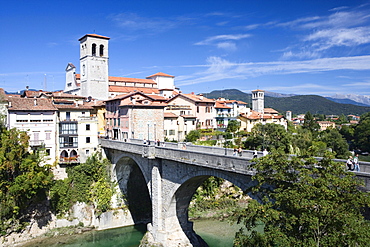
<box><xmin>99</xmin><ymin>139</ymin><xmax>370</xmax><ymax>247</ymax></box>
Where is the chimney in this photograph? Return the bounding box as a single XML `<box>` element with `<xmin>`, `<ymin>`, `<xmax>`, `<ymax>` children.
<box><xmin>199</xmin><ymin>94</ymin><xmax>203</xmax><ymax>100</ymax></box>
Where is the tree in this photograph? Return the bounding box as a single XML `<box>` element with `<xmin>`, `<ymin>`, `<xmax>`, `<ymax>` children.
<box><xmin>232</xmin><ymin>151</ymin><xmax>370</xmax><ymax>246</ymax></box>
<box><xmin>185</xmin><ymin>130</ymin><xmax>201</xmax><ymax>142</ymax></box>
<box><xmin>244</xmin><ymin>123</ymin><xmax>291</xmax><ymax>152</ymax></box>
<box><xmin>0</xmin><ymin>126</ymin><xmax>53</xmax><ymax>235</ymax></box>
<box><xmin>226</xmin><ymin>120</ymin><xmax>241</xmax><ymax>134</ymax></box>
<box><xmin>319</xmin><ymin>127</ymin><xmax>350</xmax><ymax>159</ymax></box>
<box><xmin>354</xmin><ymin>112</ymin><xmax>370</xmax><ymax>152</ymax></box>
<box><xmin>302</xmin><ymin>111</ymin><xmax>320</xmax><ymax>134</ymax></box>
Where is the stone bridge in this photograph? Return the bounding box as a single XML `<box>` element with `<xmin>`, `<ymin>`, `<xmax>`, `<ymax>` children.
<box><xmin>100</xmin><ymin>139</ymin><xmax>370</xmax><ymax>247</ymax></box>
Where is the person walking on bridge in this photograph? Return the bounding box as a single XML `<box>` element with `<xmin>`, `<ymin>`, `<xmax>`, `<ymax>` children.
<box><xmin>353</xmin><ymin>154</ymin><xmax>360</xmax><ymax>172</ymax></box>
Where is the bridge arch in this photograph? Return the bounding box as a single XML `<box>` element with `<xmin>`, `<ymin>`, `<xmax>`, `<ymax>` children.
<box><xmin>163</xmin><ymin>168</ymin><xmax>255</xmax><ymax>246</ymax></box>
<box><xmin>113</xmin><ymin>154</ymin><xmax>152</xmax><ymax>225</ymax></box>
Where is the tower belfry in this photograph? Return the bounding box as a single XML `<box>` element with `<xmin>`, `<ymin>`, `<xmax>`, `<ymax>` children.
<box><xmin>79</xmin><ymin>34</ymin><xmax>110</xmax><ymax>100</ymax></box>
<box><xmin>252</xmin><ymin>89</ymin><xmax>264</xmax><ymax>114</ymax></box>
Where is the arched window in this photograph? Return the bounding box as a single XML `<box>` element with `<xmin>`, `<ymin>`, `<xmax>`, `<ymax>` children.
<box><xmin>92</xmin><ymin>43</ymin><xmax>96</xmax><ymax>56</ymax></box>
<box><xmin>70</xmin><ymin>149</ymin><xmax>78</xmax><ymax>158</ymax></box>
<box><xmin>99</xmin><ymin>44</ymin><xmax>104</xmax><ymax>56</ymax></box>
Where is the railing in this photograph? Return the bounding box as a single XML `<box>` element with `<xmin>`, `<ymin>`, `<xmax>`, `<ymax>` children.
<box><xmin>59</xmin><ymin>157</ymin><xmax>80</xmax><ymax>164</ymax></box>
<box><xmin>99</xmin><ymin>138</ymin><xmax>370</xmax><ymax>174</ymax></box>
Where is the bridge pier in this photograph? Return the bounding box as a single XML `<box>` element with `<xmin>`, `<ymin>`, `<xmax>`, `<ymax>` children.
<box><xmin>141</xmin><ymin>160</ymin><xmax>207</xmax><ymax>247</ymax></box>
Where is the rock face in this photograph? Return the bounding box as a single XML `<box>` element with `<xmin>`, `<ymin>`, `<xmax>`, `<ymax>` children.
<box><xmin>1</xmin><ymin>202</ymin><xmax>135</xmax><ymax>247</ymax></box>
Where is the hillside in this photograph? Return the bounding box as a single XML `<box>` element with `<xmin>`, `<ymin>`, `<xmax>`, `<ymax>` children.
<box><xmin>205</xmin><ymin>89</ymin><xmax>370</xmax><ymax>116</ymax></box>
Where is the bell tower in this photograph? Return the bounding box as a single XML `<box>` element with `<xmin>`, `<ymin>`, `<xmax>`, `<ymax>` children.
<box><xmin>79</xmin><ymin>34</ymin><xmax>110</xmax><ymax>100</ymax></box>
<box><xmin>252</xmin><ymin>89</ymin><xmax>265</xmax><ymax>114</ymax></box>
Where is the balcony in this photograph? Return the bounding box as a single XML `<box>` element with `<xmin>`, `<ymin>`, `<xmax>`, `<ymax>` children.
<box><xmin>59</xmin><ymin>156</ymin><xmax>80</xmax><ymax>165</ymax></box>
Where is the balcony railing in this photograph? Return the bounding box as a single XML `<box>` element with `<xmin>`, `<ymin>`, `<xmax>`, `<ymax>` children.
<box><xmin>59</xmin><ymin>156</ymin><xmax>80</xmax><ymax>164</ymax></box>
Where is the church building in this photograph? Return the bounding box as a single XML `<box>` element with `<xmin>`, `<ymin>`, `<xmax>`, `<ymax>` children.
<box><xmin>64</xmin><ymin>34</ymin><xmax>178</xmax><ymax>100</ymax></box>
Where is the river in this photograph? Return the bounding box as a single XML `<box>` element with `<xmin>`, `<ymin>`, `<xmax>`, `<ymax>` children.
<box><xmin>20</xmin><ymin>219</ymin><xmax>244</xmax><ymax>247</ymax></box>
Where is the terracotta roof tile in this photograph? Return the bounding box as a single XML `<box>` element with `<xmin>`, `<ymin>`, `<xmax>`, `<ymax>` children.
<box><xmin>79</xmin><ymin>34</ymin><xmax>110</xmax><ymax>41</ymax></box>
<box><xmin>109</xmin><ymin>85</ymin><xmax>159</xmax><ymax>94</ymax></box>
<box><xmin>164</xmin><ymin>112</ymin><xmax>178</xmax><ymax>118</ymax></box>
<box><xmin>109</xmin><ymin>76</ymin><xmax>156</xmax><ymax>84</ymax></box>
<box><xmin>146</xmin><ymin>72</ymin><xmax>175</xmax><ymax>78</ymax></box>
<box><xmin>7</xmin><ymin>98</ymin><xmax>57</xmax><ymax>111</ymax></box>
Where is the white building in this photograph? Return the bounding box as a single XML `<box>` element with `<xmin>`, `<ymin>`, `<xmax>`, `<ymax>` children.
<box><xmin>6</xmin><ymin>97</ymin><xmax>58</xmax><ymax>165</ymax></box>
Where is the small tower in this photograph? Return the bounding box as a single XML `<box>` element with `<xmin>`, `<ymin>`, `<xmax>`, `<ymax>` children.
<box><xmin>79</xmin><ymin>34</ymin><xmax>110</xmax><ymax>100</ymax></box>
<box><xmin>252</xmin><ymin>89</ymin><xmax>264</xmax><ymax>114</ymax></box>
<box><xmin>286</xmin><ymin>111</ymin><xmax>292</xmax><ymax>121</ymax></box>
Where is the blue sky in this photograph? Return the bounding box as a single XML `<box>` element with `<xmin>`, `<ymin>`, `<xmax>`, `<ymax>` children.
<box><xmin>1</xmin><ymin>0</ymin><xmax>370</xmax><ymax>97</ymax></box>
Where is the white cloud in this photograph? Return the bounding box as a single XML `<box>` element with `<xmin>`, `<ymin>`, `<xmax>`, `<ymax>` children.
<box><xmin>177</xmin><ymin>55</ymin><xmax>370</xmax><ymax>87</ymax></box>
<box><xmin>195</xmin><ymin>34</ymin><xmax>251</xmax><ymax>45</ymax></box>
<box><xmin>194</xmin><ymin>34</ymin><xmax>251</xmax><ymax>51</ymax></box>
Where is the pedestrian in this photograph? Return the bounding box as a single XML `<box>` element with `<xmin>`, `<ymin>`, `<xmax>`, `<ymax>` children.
<box><xmin>147</xmin><ymin>139</ymin><xmax>151</xmax><ymax>145</ymax></box>
<box><xmin>143</xmin><ymin>139</ymin><xmax>147</xmax><ymax>145</ymax></box>
<box><xmin>233</xmin><ymin>148</ymin><xmax>237</xmax><ymax>156</ymax></box>
<box><xmin>237</xmin><ymin>147</ymin><xmax>242</xmax><ymax>157</ymax></box>
<box><xmin>253</xmin><ymin>149</ymin><xmax>258</xmax><ymax>159</ymax></box>
<box><xmin>262</xmin><ymin>149</ymin><xmax>268</xmax><ymax>156</ymax></box>
<box><xmin>346</xmin><ymin>156</ymin><xmax>353</xmax><ymax>171</ymax></box>
<box><xmin>353</xmin><ymin>154</ymin><xmax>360</xmax><ymax>172</ymax></box>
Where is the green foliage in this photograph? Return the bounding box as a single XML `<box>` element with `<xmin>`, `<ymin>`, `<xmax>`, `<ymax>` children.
<box><xmin>226</xmin><ymin>120</ymin><xmax>241</xmax><ymax>133</ymax></box>
<box><xmin>319</xmin><ymin>128</ymin><xmax>350</xmax><ymax>159</ymax></box>
<box><xmin>0</xmin><ymin>126</ymin><xmax>53</xmax><ymax>235</ymax></box>
<box><xmin>354</xmin><ymin>112</ymin><xmax>370</xmax><ymax>152</ymax></box>
<box><xmin>49</xmin><ymin>153</ymin><xmax>115</xmax><ymax>215</ymax></box>
<box><xmin>232</xmin><ymin>151</ymin><xmax>370</xmax><ymax>247</ymax></box>
<box><xmin>302</xmin><ymin>111</ymin><xmax>320</xmax><ymax>133</ymax></box>
<box><xmin>185</xmin><ymin>130</ymin><xmax>201</xmax><ymax>142</ymax></box>
<box><xmin>244</xmin><ymin>123</ymin><xmax>291</xmax><ymax>152</ymax></box>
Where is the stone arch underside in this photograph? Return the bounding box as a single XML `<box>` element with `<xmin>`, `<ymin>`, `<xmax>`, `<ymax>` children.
<box><xmin>115</xmin><ymin>155</ymin><xmax>152</xmax><ymax>225</ymax></box>
<box><xmin>164</xmin><ymin>164</ymin><xmax>255</xmax><ymax>246</ymax></box>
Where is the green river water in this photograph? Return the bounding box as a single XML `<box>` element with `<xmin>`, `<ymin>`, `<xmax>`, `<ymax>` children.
<box><xmin>21</xmin><ymin>219</ymin><xmax>244</xmax><ymax>247</ymax></box>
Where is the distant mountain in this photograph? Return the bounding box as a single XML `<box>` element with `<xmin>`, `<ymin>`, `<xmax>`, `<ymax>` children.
<box><xmin>329</xmin><ymin>94</ymin><xmax>370</xmax><ymax>106</ymax></box>
<box><xmin>204</xmin><ymin>89</ymin><xmax>370</xmax><ymax>116</ymax></box>
<box><xmin>325</xmin><ymin>97</ymin><xmax>369</xmax><ymax>107</ymax></box>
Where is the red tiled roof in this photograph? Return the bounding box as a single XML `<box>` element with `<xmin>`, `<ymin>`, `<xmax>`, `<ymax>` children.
<box><xmin>79</xmin><ymin>34</ymin><xmax>110</xmax><ymax>41</ymax></box>
<box><xmin>164</xmin><ymin>112</ymin><xmax>178</xmax><ymax>118</ymax></box>
<box><xmin>109</xmin><ymin>76</ymin><xmax>156</xmax><ymax>84</ymax></box>
<box><xmin>54</xmin><ymin>104</ymin><xmax>94</xmax><ymax>110</ymax></box>
<box><xmin>215</xmin><ymin>101</ymin><xmax>232</xmax><ymax>109</ymax></box>
<box><xmin>109</xmin><ymin>85</ymin><xmax>159</xmax><ymax>94</ymax></box>
<box><xmin>146</xmin><ymin>72</ymin><xmax>175</xmax><ymax>78</ymax></box>
<box><xmin>239</xmin><ymin>109</ymin><xmax>284</xmax><ymax>120</ymax></box>
<box><xmin>170</xmin><ymin>93</ymin><xmax>215</xmax><ymax>103</ymax></box>
<box><xmin>7</xmin><ymin>97</ymin><xmax>58</xmax><ymax>111</ymax></box>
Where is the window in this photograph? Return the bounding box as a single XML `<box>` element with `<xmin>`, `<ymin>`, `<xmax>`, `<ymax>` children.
<box><xmin>169</xmin><ymin>130</ymin><xmax>175</xmax><ymax>135</ymax></box>
<box><xmin>92</xmin><ymin>43</ymin><xmax>96</xmax><ymax>56</ymax></box>
<box><xmin>86</xmin><ymin>149</ymin><xmax>90</xmax><ymax>155</ymax></box>
<box><xmin>66</xmin><ymin>112</ymin><xmax>71</xmax><ymax>120</ymax></box>
<box><xmin>59</xmin><ymin>136</ymin><xmax>77</xmax><ymax>148</ymax></box>
<box><xmin>60</xmin><ymin>123</ymin><xmax>77</xmax><ymax>134</ymax></box>
<box><xmin>45</xmin><ymin>132</ymin><xmax>51</xmax><ymax>140</ymax></box>
<box><xmin>86</xmin><ymin>137</ymin><xmax>91</xmax><ymax>143</ymax></box>
<box><xmin>197</xmin><ymin>106</ymin><xmax>199</xmax><ymax>113</ymax></box>
<box><xmin>99</xmin><ymin>45</ymin><xmax>104</xmax><ymax>56</ymax></box>
<box><xmin>46</xmin><ymin>149</ymin><xmax>50</xmax><ymax>156</ymax></box>
<box><xmin>86</xmin><ymin>124</ymin><xmax>90</xmax><ymax>131</ymax></box>
<box><xmin>67</xmin><ymin>82</ymin><xmax>72</xmax><ymax>87</ymax></box>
